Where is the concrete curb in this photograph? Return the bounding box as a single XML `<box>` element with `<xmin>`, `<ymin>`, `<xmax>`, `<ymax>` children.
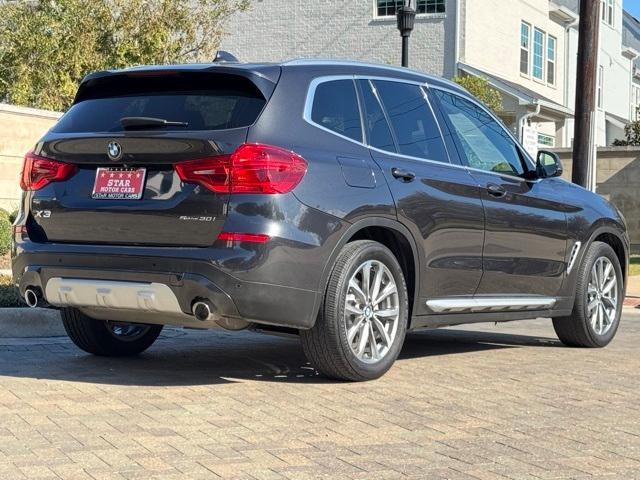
<box><xmin>0</xmin><ymin>308</ymin><xmax>65</xmax><ymax>338</ymax></box>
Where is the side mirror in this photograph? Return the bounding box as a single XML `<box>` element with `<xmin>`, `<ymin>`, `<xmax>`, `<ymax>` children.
<box><xmin>536</xmin><ymin>150</ymin><xmax>563</xmax><ymax>178</ymax></box>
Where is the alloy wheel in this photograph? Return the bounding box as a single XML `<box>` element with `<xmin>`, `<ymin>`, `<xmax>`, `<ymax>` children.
<box><xmin>344</xmin><ymin>260</ymin><xmax>400</xmax><ymax>363</ymax></box>
<box><xmin>586</xmin><ymin>256</ymin><xmax>619</xmax><ymax>336</ymax></box>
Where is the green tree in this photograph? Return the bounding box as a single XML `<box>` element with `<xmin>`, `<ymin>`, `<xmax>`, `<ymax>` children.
<box><xmin>453</xmin><ymin>75</ymin><xmax>503</xmax><ymax>113</ymax></box>
<box><xmin>613</xmin><ymin>110</ymin><xmax>640</xmax><ymax>146</ymax></box>
<box><xmin>0</xmin><ymin>0</ymin><xmax>249</xmax><ymax>111</ymax></box>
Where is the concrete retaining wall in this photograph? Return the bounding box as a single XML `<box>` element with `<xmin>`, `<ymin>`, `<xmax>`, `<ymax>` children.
<box><xmin>552</xmin><ymin>146</ymin><xmax>640</xmax><ymax>250</ymax></box>
<box><xmin>0</xmin><ymin>308</ymin><xmax>64</xmax><ymax>338</ymax></box>
<box><xmin>0</xmin><ymin>104</ymin><xmax>61</xmax><ymax>211</ymax></box>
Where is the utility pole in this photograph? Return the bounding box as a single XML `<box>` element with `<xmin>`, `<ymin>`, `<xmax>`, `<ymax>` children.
<box><xmin>396</xmin><ymin>0</ymin><xmax>416</xmax><ymax>68</ymax></box>
<box><xmin>572</xmin><ymin>0</ymin><xmax>600</xmax><ymax>189</ymax></box>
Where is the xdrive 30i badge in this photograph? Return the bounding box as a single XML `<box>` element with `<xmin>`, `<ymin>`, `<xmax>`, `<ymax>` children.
<box><xmin>179</xmin><ymin>216</ymin><xmax>216</xmax><ymax>222</ymax></box>
<box><xmin>107</xmin><ymin>141</ymin><xmax>122</xmax><ymax>161</ymax></box>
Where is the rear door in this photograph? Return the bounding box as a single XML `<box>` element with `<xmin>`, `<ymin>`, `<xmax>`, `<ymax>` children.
<box><xmin>358</xmin><ymin>79</ymin><xmax>486</xmax><ymax>307</ymax></box>
<box><xmin>29</xmin><ymin>71</ymin><xmax>269</xmax><ymax>246</ymax></box>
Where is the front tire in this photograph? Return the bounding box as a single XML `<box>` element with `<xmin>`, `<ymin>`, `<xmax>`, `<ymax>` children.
<box><xmin>62</xmin><ymin>308</ymin><xmax>163</xmax><ymax>356</ymax></box>
<box><xmin>553</xmin><ymin>241</ymin><xmax>623</xmax><ymax>348</ymax></box>
<box><xmin>301</xmin><ymin>240</ymin><xmax>409</xmax><ymax>381</ymax></box>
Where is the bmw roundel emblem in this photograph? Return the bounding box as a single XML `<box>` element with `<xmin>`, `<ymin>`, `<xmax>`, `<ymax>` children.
<box><xmin>107</xmin><ymin>141</ymin><xmax>122</xmax><ymax>161</ymax></box>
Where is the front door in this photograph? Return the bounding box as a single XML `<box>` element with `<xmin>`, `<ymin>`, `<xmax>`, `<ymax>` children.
<box><xmin>357</xmin><ymin>79</ymin><xmax>486</xmax><ymax>311</ymax></box>
<box><xmin>431</xmin><ymin>89</ymin><xmax>568</xmax><ymax>297</ymax></box>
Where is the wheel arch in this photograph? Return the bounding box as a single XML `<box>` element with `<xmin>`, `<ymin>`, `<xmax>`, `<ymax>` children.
<box><xmin>590</xmin><ymin>229</ymin><xmax>629</xmax><ymax>284</ymax></box>
<box><xmin>310</xmin><ymin>217</ymin><xmax>422</xmax><ymax>328</ymax></box>
<box><xmin>562</xmin><ymin>223</ymin><xmax>630</xmax><ymax>303</ymax></box>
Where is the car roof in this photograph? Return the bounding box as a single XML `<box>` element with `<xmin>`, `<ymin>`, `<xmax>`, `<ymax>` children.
<box><xmin>80</xmin><ymin>59</ymin><xmax>468</xmax><ymax>97</ymax></box>
<box><xmin>281</xmin><ymin>59</ymin><xmax>467</xmax><ymax>93</ymax></box>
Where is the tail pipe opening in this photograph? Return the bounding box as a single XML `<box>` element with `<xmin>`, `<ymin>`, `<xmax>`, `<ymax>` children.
<box><xmin>24</xmin><ymin>287</ymin><xmax>44</xmax><ymax>308</ymax></box>
<box><xmin>192</xmin><ymin>300</ymin><xmax>216</xmax><ymax>322</ymax></box>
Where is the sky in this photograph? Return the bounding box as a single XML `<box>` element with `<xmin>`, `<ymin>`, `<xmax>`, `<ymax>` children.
<box><xmin>625</xmin><ymin>0</ymin><xmax>640</xmax><ymax>19</ymax></box>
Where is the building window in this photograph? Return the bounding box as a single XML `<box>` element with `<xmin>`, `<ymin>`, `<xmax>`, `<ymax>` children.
<box><xmin>520</xmin><ymin>22</ymin><xmax>531</xmax><ymax>76</ymax></box>
<box><xmin>597</xmin><ymin>65</ymin><xmax>604</xmax><ymax>109</ymax></box>
<box><xmin>538</xmin><ymin>133</ymin><xmax>555</xmax><ymax>147</ymax></box>
<box><xmin>375</xmin><ymin>0</ymin><xmax>445</xmax><ymax>18</ymax></box>
<box><xmin>547</xmin><ymin>36</ymin><xmax>556</xmax><ymax>86</ymax></box>
<box><xmin>533</xmin><ymin>28</ymin><xmax>545</xmax><ymax>81</ymax></box>
<box><xmin>421</xmin><ymin>0</ymin><xmax>445</xmax><ymax>13</ymax></box>
<box><xmin>601</xmin><ymin>0</ymin><xmax>614</xmax><ymax>26</ymax></box>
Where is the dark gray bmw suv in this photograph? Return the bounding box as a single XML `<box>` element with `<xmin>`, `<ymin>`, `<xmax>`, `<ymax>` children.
<box><xmin>12</xmin><ymin>59</ymin><xmax>629</xmax><ymax>381</ymax></box>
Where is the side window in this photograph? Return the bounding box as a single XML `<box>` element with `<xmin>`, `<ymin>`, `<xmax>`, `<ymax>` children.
<box><xmin>432</xmin><ymin>90</ymin><xmax>526</xmax><ymax>176</ymax></box>
<box><xmin>357</xmin><ymin>80</ymin><xmax>396</xmax><ymax>152</ymax></box>
<box><xmin>311</xmin><ymin>80</ymin><xmax>362</xmax><ymax>142</ymax></box>
<box><xmin>373</xmin><ymin>80</ymin><xmax>449</xmax><ymax>163</ymax></box>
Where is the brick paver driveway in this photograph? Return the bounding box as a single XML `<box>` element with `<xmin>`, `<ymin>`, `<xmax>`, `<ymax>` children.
<box><xmin>0</xmin><ymin>311</ymin><xmax>639</xmax><ymax>480</ymax></box>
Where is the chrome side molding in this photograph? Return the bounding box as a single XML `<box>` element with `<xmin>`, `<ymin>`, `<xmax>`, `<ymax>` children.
<box><xmin>426</xmin><ymin>296</ymin><xmax>557</xmax><ymax>314</ymax></box>
<box><xmin>566</xmin><ymin>241</ymin><xmax>582</xmax><ymax>274</ymax></box>
<box><xmin>45</xmin><ymin>278</ymin><xmax>183</xmax><ymax>314</ymax></box>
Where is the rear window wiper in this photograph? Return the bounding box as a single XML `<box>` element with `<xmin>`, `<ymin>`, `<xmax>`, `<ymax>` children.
<box><xmin>120</xmin><ymin>116</ymin><xmax>189</xmax><ymax>129</ymax></box>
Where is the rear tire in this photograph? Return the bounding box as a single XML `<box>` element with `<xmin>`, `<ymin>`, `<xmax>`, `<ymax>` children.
<box><xmin>61</xmin><ymin>308</ymin><xmax>163</xmax><ymax>356</ymax></box>
<box><xmin>301</xmin><ymin>240</ymin><xmax>409</xmax><ymax>381</ymax></box>
<box><xmin>553</xmin><ymin>241</ymin><xmax>623</xmax><ymax>348</ymax></box>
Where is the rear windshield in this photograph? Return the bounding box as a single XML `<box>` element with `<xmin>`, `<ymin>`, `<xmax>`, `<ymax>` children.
<box><xmin>53</xmin><ymin>73</ymin><xmax>267</xmax><ymax>133</ymax></box>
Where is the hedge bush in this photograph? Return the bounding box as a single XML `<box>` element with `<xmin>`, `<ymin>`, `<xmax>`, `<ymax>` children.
<box><xmin>0</xmin><ymin>275</ymin><xmax>21</xmax><ymax>308</ymax></box>
<box><xmin>0</xmin><ymin>208</ymin><xmax>17</xmax><ymax>224</ymax></box>
<box><xmin>0</xmin><ymin>217</ymin><xmax>11</xmax><ymax>256</ymax></box>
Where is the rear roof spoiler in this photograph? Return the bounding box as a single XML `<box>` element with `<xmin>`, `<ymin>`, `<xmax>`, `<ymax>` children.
<box><xmin>74</xmin><ymin>64</ymin><xmax>282</xmax><ymax>105</ymax></box>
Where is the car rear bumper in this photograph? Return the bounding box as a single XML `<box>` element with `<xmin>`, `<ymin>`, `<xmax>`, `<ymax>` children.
<box><xmin>12</xmin><ymin>241</ymin><xmax>320</xmax><ymax>329</ymax></box>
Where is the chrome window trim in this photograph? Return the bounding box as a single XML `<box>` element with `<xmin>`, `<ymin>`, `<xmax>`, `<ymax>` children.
<box><xmin>303</xmin><ymin>75</ymin><xmax>366</xmax><ymax>144</ymax></box>
<box><xmin>304</xmin><ymin>75</ymin><xmax>457</xmax><ymax>167</ymax></box>
<box><xmin>303</xmin><ymin>75</ymin><xmax>541</xmax><ymax>184</ymax></box>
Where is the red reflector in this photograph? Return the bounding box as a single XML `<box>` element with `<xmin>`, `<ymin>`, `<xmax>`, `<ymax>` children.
<box><xmin>217</xmin><ymin>232</ymin><xmax>270</xmax><ymax>243</ymax></box>
<box><xmin>20</xmin><ymin>151</ymin><xmax>77</xmax><ymax>191</ymax></box>
<box><xmin>13</xmin><ymin>225</ymin><xmax>27</xmax><ymax>235</ymax></box>
<box><xmin>175</xmin><ymin>143</ymin><xmax>307</xmax><ymax>194</ymax></box>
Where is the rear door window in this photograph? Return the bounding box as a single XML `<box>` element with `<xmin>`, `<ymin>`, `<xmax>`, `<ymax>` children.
<box><xmin>373</xmin><ymin>80</ymin><xmax>449</xmax><ymax>163</ymax></box>
<box><xmin>311</xmin><ymin>79</ymin><xmax>363</xmax><ymax>142</ymax></box>
<box><xmin>357</xmin><ymin>79</ymin><xmax>396</xmax><ymax>152</ymax></box>
<box><xmin>53</xmin><ymin>73</ymin><xmax>267</xmax><ymax>133</ymax></box>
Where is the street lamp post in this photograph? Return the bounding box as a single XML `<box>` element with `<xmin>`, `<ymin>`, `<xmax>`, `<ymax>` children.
<box><xmin>396</xmin><ymin>1</ymin><xmax>416</xmax><ymax>68</ymax></box>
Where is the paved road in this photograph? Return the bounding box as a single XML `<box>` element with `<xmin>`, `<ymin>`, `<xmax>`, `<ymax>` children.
<box><xmin>0</xmin><ymin>311</ymin><xmax>639</xmax><ymax>480</ymax></box>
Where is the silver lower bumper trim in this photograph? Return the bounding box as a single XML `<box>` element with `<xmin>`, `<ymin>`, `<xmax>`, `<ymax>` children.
<box><xmin>45</xmin><ymin>278</ymin><xmax>183</xmax><ymax>314</ymax></box>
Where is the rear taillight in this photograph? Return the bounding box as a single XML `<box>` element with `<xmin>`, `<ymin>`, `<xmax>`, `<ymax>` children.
<box><xmin>20</xmin><ymin>151</ymin><xmax>78</xmax><ymax>191</ymax></box>
<box><xmin>175</xmin><ymin>143</ymin><xmax>307</xmax><ymax>194</ymax></box>
<box><xmin>217</xmin><ymin>232</ymin><xmax>271</xmax><ymax>243</ymax></box>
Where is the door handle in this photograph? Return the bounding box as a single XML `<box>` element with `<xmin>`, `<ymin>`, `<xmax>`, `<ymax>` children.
<box><xmin>486</xmin><ymin>183</ymin><xmax>506</xmax><ymax>197</ymax></box>
<box><xmin>391</xmin><ymin>168</ymin><xmax>416</xmax><ymax>182</ymax></box>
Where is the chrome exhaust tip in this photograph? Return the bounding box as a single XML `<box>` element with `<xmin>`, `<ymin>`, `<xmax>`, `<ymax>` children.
<box><xmin>24</xmin><ymin>288</ymin><xmax>41</xmax><ymax>308</ymax></box>
<box><xmin>192</xmin><ymin>300</ymin><xmax>215</xmax><ymax>322</ymax></box>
